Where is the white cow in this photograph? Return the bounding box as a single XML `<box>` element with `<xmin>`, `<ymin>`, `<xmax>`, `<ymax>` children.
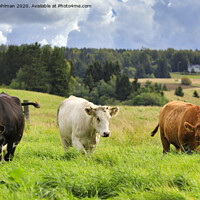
<box><xmin>57</xmin><ymin>96</ymin><xmax>119</xmax><ymax>154</ymax></box>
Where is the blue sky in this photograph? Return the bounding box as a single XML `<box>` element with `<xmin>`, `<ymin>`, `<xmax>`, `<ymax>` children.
<box><xmin>0</xmin><ymin>0</ymin><xmax>199</xmax><ymax>50</ymax></box>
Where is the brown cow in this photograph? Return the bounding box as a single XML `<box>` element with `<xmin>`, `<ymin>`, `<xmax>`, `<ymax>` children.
<box><xmin>151</xmin><ymin>100</ymin><xmax>200</xmax><ymax>154</ymax></box>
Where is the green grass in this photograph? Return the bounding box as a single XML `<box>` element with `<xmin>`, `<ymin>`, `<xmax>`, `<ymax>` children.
<box><xmin>170</xmin><ymin>72</ymin><xmax>200</xmax><ymax>79</ymax></box>
<box><xmin>0</xmin><ymin>88</ymin><xmax>200</xmax><ymax>199</ymax></box>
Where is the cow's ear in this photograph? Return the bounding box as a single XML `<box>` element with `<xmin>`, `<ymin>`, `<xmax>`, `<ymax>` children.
<box><xmin>0</xmin><ymin>125</ymin><xmax>5</xmax><ymax>134</ymax></box>
<box><xmin>85</xmin><ymin>107</ymin><xmax>96</xmax><ymax>116</ymax></box>
<box><xmin>110</xmin><ymin>107</ymin><xmax>119</xmax><ymax>117</ymax></box>
<box><xmin>184</xmin><ymin>122</ymin><xmax>195</xmax><ymax>133</ymax></box>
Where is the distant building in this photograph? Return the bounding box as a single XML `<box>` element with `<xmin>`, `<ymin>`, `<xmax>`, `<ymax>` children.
<box><xmin>188</xmin><ymin>64</ymin><xmax>200</xmax><ymax>72</ymax></box>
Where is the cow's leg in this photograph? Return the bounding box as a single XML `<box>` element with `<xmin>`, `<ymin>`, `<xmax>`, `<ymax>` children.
<box><xmin>89</xmin><ymin>134</ymin><xmax>100</xmax><ymax>154</ymax></box>
<box><xmin>10</xmin><ymin>145</ymin><xmax>17</xmax><ymax>161</ymax></box>
<box><xmin>60</xmin><ymin>136</ymin><xmax>70</xmax><ymax>151</ymax></box>
<box><xmin>0</xmin><ymin>137</ymin><xmax>5</xmax><ymax>161</ymax></box>
<box><xmin>160</xmin><ymin>128</ymin><xmax>170</xmax><ymax>154</ymax></box>
<box><xmin>175</xmin><ymin>147</ymin><xmax>181</xmax><ymax>153</ymax></box>
<box><xmin>4</xmin><ymin>142</ymin><xmax>13</xmax><ymax>161</ymax></box>
<box><xmin>72</xmin><ymin>136</ymin><xmax>87</xmax><ymax>154</ymax></box>
<box><xmin>0</xmin><ymin>145</ymin><xmax>2</xmax><ymax>161</ymax></box>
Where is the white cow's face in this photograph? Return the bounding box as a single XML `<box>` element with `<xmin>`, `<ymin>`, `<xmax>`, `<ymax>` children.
<box><xmin>85</xmin><ymin>106</ymin><xmax>119</xmax><ymax>137</ymax></box>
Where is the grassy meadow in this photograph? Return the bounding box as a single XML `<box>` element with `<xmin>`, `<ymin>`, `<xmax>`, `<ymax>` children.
<box><xmin>1</xmin><ymin>88</ymin><xmax>200</xmax><ymax>199</ymax></box>
<box><xmin>138</xmin><ymin>73</ymin><xmax>200</xmax><ymax>88</ymax></box>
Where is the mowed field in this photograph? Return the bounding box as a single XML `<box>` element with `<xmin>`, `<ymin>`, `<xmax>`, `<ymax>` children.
<box><xmin>1</xmin><ymin>87</ymin><xmax>200</xmax><ymax>200</ymax></box>
<box><xmin>138</xmin><ymin>73</ymin><xmax>200</xmax><ymax>90</ymax></box>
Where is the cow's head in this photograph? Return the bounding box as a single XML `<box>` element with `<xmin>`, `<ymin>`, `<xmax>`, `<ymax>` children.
<box><xmin>184</xmin><ymin>122</ymin><xmax>200</xmax><ymax>151</ymax></box>
<box><xmin>85</xmin><ymin>106</ymin><xmax>119</xmax><ymax>137</ymax></box>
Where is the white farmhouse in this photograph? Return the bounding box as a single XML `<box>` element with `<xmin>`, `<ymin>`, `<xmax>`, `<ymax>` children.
<box><xmin>188</xmin><ymin>64</ymin><xmax>200</xmax><ymax>72</ymax></box>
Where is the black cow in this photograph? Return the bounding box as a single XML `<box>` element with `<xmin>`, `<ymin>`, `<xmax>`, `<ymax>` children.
<box><xmin>0</xmin><ymin>92</ymin><xmax>40</xmax><ymax>161</ymax></box>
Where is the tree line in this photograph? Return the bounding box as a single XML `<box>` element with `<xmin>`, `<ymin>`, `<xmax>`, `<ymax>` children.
<box><xmin>0</xmin><ymin>43</ymin><xmax>71</xmax><ymax>96</ymax></box>
<box><xmin>61</xmin><ymin>47</ymin><xmax>200</xmax><ymax>78</ymax></box>
<box><xmin>0</xmin><ymin>43</ymin><xmax>199</xmax><ymax>105</ymax></box>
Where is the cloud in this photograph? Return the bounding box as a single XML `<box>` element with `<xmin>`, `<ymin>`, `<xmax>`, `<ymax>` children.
<box><xmin>51</xmin><ymin>34</ymin><xmax>67</xmax><ymax>47</ymax></box>
<box><xmin>39</xmin><ymin>39</ymin><xmax>48</xmax><ymax>46</ymax></box>
<box><xmin>0</xmin><ymin>0</ymin><xmax>199</xmax><ymax>49</ymax></box>
<box><xmin>0</xmin><ymin>0</ymin><xmax>90</xmax><ymax>47</ymax></box>
<box><xmin>68</xmin><ymin>0</ymin><xmax>156</xmax><ymax>49</ymax></box>
<box><xmin>152</xmin><ymin>0</ymin><xmax>200</xmax><ymax>49</ymax></box>
<box><xmin>0</xmin><ymin>31</ymin><xmax>7</xmax><ymax>44</ymax></box>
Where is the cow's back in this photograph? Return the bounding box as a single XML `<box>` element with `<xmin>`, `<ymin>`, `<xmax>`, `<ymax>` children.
<box><xmin>57</xmin><ymin>96</ymin><xmax>95</xmax><ymax>140</ymax></box>
<box><xmin>159</xmin><ymin>101</ymin><xmax>193</xmax><ymax>143</ymax></box>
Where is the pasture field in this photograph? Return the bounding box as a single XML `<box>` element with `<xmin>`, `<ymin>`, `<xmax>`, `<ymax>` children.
<box><xmin>1</xmin><ymin>88</ymin><xmax>200</xmax><ymax>199</ymax></box>
<box><xmin>170</xmin><ymin>72</ymin><xmax>200</xmax><ymax>80</ymax></box>
<box><xmin>138</xmin><ymin>73</ymin><xmax>200</xmax><ymax>88</ymax></box>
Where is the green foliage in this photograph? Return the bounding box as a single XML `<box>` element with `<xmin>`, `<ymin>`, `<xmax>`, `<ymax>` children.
<box><xmin>1</xmin><ymin>46</ymin><xmax>200</xmax><ymax>91</ymax></box>
<box><xmin>126</xmin><ymin>93</ymin><xmax>168</xmax><ymax>106</ymax></box>
<box><xmin>2</xmin><ymin>45</ymin><xmax>200</xmax><ymax>104</ymax></box>
<box><xmin>154</xmin><ymin>56</ymin><xmax>171</xmax><ymax>78</ymax></box>
<box><xmin>48</xmin><ymin>47</ymin><xmax>71</xmax><ymax>96</ymax></box>
<box><xmin>181</xmin><ymin>76</ymin><xmax>192</xmax><ymax>85</ymax></box>
<box><xmin>132</xmin><ymin>77</ymin><xmax>141</xmax><ymax>92</ymax></box>
<box><xmin>135</xmin><ymin>64</ymin><xmax>146</xmax><ymax>78</ymax></box>
<box><xmin>103</xmin><ymin>61</ymin><xmax>121</xmax><ymax>82</ymax></box>
<box><xmin>71</xmin><ymin>76</ymin><xmax>119</xmax><ymax>105</ymax></box>
<box><xmin>171</xmin><ymin>51</ymin><xmax>189</xmax><ymax>72</ymax></box>
<box><xmin>175</xmin><ymin>86</ymin><xmax>184</xmax><ymax>97</ymax></box>
<box><xmin>84</xmin><ymin>61</ymin><xmax>103</xmax><ymax>90</ymax></box>
<box><xmin>193</xmin><ymin>90</ymin><xmax>199</xmax><ymax>98</ymax></box>
<box><xmin>0</xmin><ymin>45</ymin><xmax>22</xmax><ymax>85</ymax></box>
<box><xmin>163</xmin><ymin>84</ymin><xmax>168</xmax><ymax>91</ymax></box>
<box><xmin>116</xmin><ymin>74</ymin><xmax>132</xmax><ymax>101</ymax></box>
<box><xmin>10</xmin><ymin>45</ymin><xmax>72</xmax><ymax>96</ymax></box>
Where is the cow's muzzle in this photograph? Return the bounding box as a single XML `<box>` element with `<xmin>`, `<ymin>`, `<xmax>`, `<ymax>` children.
<box><xmin>103</xmin><ymin>132</ymin><xmax>110</xmax><ymax>137</ymax></box>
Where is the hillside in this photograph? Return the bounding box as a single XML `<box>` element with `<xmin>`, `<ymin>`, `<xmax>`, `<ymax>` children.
<box><xmin>1</xmin><ymin>88</ymin><xmax>200</xmax><ymax>199</ymax></box>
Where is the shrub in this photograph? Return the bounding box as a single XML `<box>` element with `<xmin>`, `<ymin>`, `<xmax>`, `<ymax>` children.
<box><xmin>181</xmin><ymin>76</ymin><xmax>192</xmax><ymax>85</ymax></box>
<box><xmin>175</xmin><ymin>86</ymin><xmax>184</xmax><ymax>97</ymax></box>
<box><xmin>193</xmin><ymin>90</ymin><xmax>199</xmax><ymax>98</ymax></box>
<box><xmin>162</xmin><ymin>84</ymin><xmax>168</xmax><ymax>91</ymax></box>
<box><xmin>125</xmin><ymin>93</ymin><xmax>168</xmax><ymax>106</ymax></box>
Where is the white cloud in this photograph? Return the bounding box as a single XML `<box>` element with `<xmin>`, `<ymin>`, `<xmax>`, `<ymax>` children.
<box><xmin>0</xmin><ymin>0</ymin><xmax>199</xmax><ymax>49</ymax></box>
<box><xmin>0</xmin><ymin>31</ymin><xmax>7</xmax><ymax>44</ymax></box>
<box><xmin>0</xmin><ymin>24</ymin><xmax>12</xmax><ymax>33</ymax></box>
<box><xmin>51</xmin><ymin>34</ymin><xmax>67</xmax><ymax>47</ymax></box>
<box><xmin>68</xmin><ymin>0</ymin><xmax>156</xmax><ymax>49</ymax></box>
<box><xmin>39</xmin><ymin>39</ymin><xmax>48</xmax><ymax>46</ymax></box>
<box><xmin>0</xmin><ymin>24</ymin><xmax>12</xmax><ymax>44</ymax></box>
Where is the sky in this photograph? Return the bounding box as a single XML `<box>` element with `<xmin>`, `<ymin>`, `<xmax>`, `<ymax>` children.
<box><xmin>0</xmin><ymin>0</ymin><xmax>200</xmax><ymax>50</ymax></box>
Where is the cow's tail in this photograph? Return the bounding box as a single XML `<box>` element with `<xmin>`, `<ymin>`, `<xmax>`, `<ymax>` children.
<box><xmin>21</xmin><ymin>100</ymin><xmax>40</xmax><ymax>108</ymax></box>
<box><xmin>151</xmin><ymin>124</ymin><xmax>159</xmax><ymax>137</ymax></box>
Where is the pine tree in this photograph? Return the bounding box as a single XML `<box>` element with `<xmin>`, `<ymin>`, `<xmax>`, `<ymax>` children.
<box><xmin>84</xmin><ymin>61</ymin><xmax>103</xmax><ymax>90</ymax></box>
<box><xmin>48</xmin><ymin>47</ymin><xmax>71</xmax><ymax>96</ymax></box>
<box><xmin>115</xmin><ymin>74</ymin><xmax>132</xmax><ymax>101</ymax></box>
<box><xmin>2</xmin><ymin>45</ymin><xmax>22</xmax><ymax>85</ymax></box>
<box><xmin>154</xmin><ymin>57</ymin><xmax>171</xmax><ymax>78</ymax></box>
<box><xmin>135</xmin><ymin>64</ymin><xmax>146</xmax><ymax>78</ymax></box>
<box><xmin>175</xmin><ymin>86</ymin><xmax>184</xmax><ymax>97</ymax></box>
<box><xmin>10</xmin><ymin>43</ymin><xmax>48</xmax><ymax>92</ymax></box>
<box><xmin>193</xmin><ymin>90</ymin><xmax>199</xmax><ymax>98</ymax></box>
<box><xmin>132</xmin><ymin>77</ymin><xmax>140</xmax><ymax>92</ymax></box>
<box><xmin>103</xmin><ymin>61</ymin><xmax>121</xmax><ymax>83</ymax></box>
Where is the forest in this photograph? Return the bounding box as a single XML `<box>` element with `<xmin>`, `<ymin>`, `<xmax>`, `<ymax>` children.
<box><xmin>0</xmin><ymin>43</ymin><xmax>199</xmax><ymax>105</ymax></box>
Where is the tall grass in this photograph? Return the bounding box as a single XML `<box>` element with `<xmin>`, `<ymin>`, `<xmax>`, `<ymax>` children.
<box><xmin>0</xmin><ymin>88</ymin><xmax>200</xmax><ymax>199</ymax></box>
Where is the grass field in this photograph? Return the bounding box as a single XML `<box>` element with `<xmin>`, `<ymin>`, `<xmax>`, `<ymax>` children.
<box><xmin>138</xmin><ymin>73</ymin><xmax>200</xmax><ymax>89</ymax></box>
<box><xmin>1</xmin><ymin>88</ymin><xmax>200</xmax><ymax>199</ymax></box>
